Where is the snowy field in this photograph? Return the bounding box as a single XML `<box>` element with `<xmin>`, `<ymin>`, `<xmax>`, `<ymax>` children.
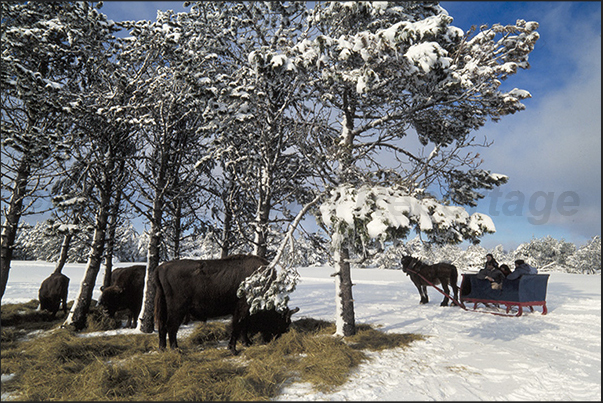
<box><xmin>2</xmin><ymin>261</ymin><xmax>601</xmax><ymax>401</ymax></box>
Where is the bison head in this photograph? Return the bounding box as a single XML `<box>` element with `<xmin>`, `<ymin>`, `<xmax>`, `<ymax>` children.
<box><xmin>247</xmin><ymin>306</ymin><xmax>300</xmax><ymax>343</ymax></box>
<box><xmin>98</xmin><ymin>285</ymin><xmax>124</xmax><ymax>317</ymax></box>
<box><xmin>39</xmin><ymin>296</ymin><xmax>60</xmax><ymax>314</ymax></box>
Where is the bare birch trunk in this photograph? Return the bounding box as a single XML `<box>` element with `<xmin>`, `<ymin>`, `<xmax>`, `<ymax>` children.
<box><xmin>137</xmin><ymin>192</ymin><xmax>164</xmax><ymax>333</ymax></box>
<box><xmin>137</xmin><ymin>229</ymin><xmax>160</xmax><ymax>333</ymax></box>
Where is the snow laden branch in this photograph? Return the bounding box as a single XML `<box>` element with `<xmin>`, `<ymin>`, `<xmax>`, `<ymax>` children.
<box><xmin>237</xmin><ymin>193</ymin><xmax>322</xmax><ymax>314</ymax></box>
<box><xmin>319</xmin><ymin>185</ymin><xmax>497</xmax><ymax>255</ymax></box>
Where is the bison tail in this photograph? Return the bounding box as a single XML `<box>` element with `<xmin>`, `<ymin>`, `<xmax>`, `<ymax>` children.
<box><xmin>153</xmin><ymin>270</ymin><xmax>167</xmax><ymax>331</ymax></box>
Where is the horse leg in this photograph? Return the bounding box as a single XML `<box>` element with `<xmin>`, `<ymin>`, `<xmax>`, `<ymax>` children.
<box><xmin>451</xmin><ymin>280</ymin><xmax>460</xmax><ymax>306</ymax></box>
<box><xmin>420</xmin><ymin>285</ymin><xmax>429</xmax><ymax>304</ymax></box>
<box><xmin>440</xmin><ymin>280</ymin><xmax>451</xmax><ymax>306</ymax></box>
<box><xmin>413</xmin><ymin>280</ymin><xmax>428</xmax><ymax>304</ymax></box>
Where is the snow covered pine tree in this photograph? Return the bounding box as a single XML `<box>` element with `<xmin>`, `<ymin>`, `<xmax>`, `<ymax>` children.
<box><xmin>288</xmin><ymin>2</ymin><xmax>539</xmax><ymax>336</ymax></box>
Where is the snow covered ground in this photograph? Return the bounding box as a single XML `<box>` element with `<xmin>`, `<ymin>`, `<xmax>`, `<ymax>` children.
<box><xmin>2</xmin><ymin>261</ymin><xmax>601</xmax><ymax>401</ymax></box>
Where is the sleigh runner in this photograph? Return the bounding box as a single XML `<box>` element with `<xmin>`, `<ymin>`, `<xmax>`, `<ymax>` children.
<box><xmin>459</xmin><ymin>273</ymin><xmax>550</xmax><ymax>316</ymax></box>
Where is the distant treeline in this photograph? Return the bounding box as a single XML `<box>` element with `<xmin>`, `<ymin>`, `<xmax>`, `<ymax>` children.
<box><xmin>13</xmin><ymin>221</ymin><xmax>600</xmax><ymax>275</ymax></box>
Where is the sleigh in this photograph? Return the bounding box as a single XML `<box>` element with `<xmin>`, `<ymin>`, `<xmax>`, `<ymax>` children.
<box><xmin>459</xmin><ymin>273</ymin><xmax>550</xmax><ymax>316</ymax></box>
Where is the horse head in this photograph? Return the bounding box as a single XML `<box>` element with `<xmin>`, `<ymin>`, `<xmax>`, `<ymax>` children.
<box><xmin>401</xmin><ymin>256</ymin><xmax>420</xmax><ymax>274</ymax></box>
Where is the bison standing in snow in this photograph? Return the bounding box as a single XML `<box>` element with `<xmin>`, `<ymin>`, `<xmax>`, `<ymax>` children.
<box><xmin>153</xmin><ymin>254</ymin><xmax>298</xmax><ymax>355</ymax></box>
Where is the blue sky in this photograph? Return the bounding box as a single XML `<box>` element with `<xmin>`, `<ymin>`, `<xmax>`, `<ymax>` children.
<box><xmin>97</xmin><ymin>1</ymin><xmax>601</xmax><ymax>251</ymax></box>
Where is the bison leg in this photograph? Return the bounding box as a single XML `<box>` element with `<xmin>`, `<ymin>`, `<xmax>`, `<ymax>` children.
<box><xmin>168</xmin><ymin>328</ymin><xmax>179</xmax><ymax>349</ymax></box>
<box><xmin>127</xmin><ymin>307</ymin><xmax>141</xmax><ymax>328</ymax></box>
<box><xmin>228</xmin><ymin>319</ymin><xmax>243</xmax><ymax>355</ymax></box>
<box><xmin>161</xmin><ymin>308</ymin><xmax>185</xmax><ymax>350</ymax></box>
<box><xmin>238</xmin><ymin>327</ymin><xmax>253</xmax><ymax>347</ymax></box>
<box><xmin>50</xmin><ymin>299</ymin><xmax>60</xmax><ymax>318</ymax></box>
<box><xmin>125</xmin><ymin>313</ymin><xmax>133</xmax><ymax>329</ymax></box>
<box><xmin>158</xmin><ymin>326</ymin><xmax>168</xmax><ymax>350</ymax></box>
<box><xmin>61</xmin><ymin>296</ymin><xmax>68</xmax><ymax>316</ymax></box>
<box><xmin>157</xmin><ymin>320</ymin><xmax>178</xmax><ymax>350</ymax></box>
<box><xmin>167</xmin><ymin>315</ymin><xmax>183</xmax><ymax>349</ymax></box>
<box><xmin>228</xmin><ymin>330</ymin><xmax>240</xmax><ymax>355</ymax></box>
<box><xmin>157</xmin><ymin>314</ymin><xmax>171</xmax><ymax>350</ymax></box>
<box><xmin>228</xmin><ymin>309</ymin><xmax>249</xmax><ymax>355</ymax></box>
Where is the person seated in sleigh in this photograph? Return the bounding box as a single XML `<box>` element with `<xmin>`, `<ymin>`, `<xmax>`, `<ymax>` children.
<box><xmin>477</xmin><ymin>261</ymin><xmax>505</xmax><ymax>289</ymax></box>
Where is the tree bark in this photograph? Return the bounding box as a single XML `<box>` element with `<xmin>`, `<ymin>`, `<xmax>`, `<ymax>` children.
<box><xmin>332</xmin><ymin>88</ymin><xmax>358</xmax><ymax>336</ymax></box>
<box><xmin>335</xmin><ymin>246</ymin><xmax>356</xmax><ymax>336</ymax></box>
<box><xmin>53</xmin><ymin>231</ymin><xmax>73</xmax><ymax>275</ymax></box>
<box><xmin>253</xmin><ymin>170</ymin><xmax>271</xmax><ymax>259</ymax></box>
<box><xmin>138</xmin><ymin>151</ymin><xmax>167</xmax><ymax>333</ymax></box>
<box><xmin>172</xmin><ymin>198</ymin><xmax>182</xmax><ymax>259</ymax></box>
<box><xmin>62</xmin><ymin>194</ymin><xmax>110</xmax><ymax>331</ymax></box>
<box><xmin>220</xmin><ymin>207</ymin><xmax>232</xmax><ymax>259</ymax></box>
<box><xmin>137</xmin><ymin>199</ymin><xmax>162</xmax><ymax>333</ymax></box>
<box><xmin>102</xmin><ymin>188</ymin><xmax>122</xmax><ymax>289</ymax></box>
<box><xmin>0</xmin><ymin>159</ymin><xmax>31</xmax><ymax>300</ymax></box>
<box><xmin>219</xmin><ymin>179</ymin><xmax>236</xmax><ymax>259</ymax></box>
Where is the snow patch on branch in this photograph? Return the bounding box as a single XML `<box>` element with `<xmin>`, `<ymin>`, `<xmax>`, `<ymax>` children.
<box><xmin>320</xmin><ymin>185</ymin><xmax>496</xmax><ymax>246</ymax></box>
<box><xmin>405</xmin><ymin>42</ymin><xmax>451</xmax><ymax>73</ymax></box>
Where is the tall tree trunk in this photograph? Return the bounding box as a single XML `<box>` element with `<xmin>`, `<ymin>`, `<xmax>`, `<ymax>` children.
<box><xmin>138</xmin><ymin>152</ymin><xmax>167</xmax><ymax>333</ymax></box>
<box><xmin>220</xmin><ymin>207</ymin><xmax>232</xmax><ymax>259</ymax></box>
<box><xmin>137</xmin><ymin>121</ymin><xmax>170</xmax><ymax>332</ymax></box>
<box><xmin>102</xmin><ymin>189</ymin><xmax>122</xmax><ymax>289</ymax></box>
<box><xmin>0</xmin><ymin>159</ymin><xmax>31</xmax><ymax>300</ymax></box>
<box><xmin>219</xmin><ymin>179</ymin><xmax>235</xmax><ymax>259</ymax></box>
<box><xmin>63</xmin><ymin>193</ymin><xmax>111</xmax><ymax>331</ymax></box>
<box><xmin>334</xmin><ymin>246</ymin><xmax>356</xmax><ymax>336</ymax></box>
<box><xmin>333</xmin><ymin>89</ymin><xmax>357</xmax><ymax>336</ymax></box>
<box><xmin>54</xmin><ymin>212</ymin><xmax>82</xmax><ymax>275</ymax></box>
<box><xmin>102</xmin><ymin>238</ymin><xmax>114</xmax><ymax>290</ymax></box>
<box><xmin>53</xmin><ymin>231</ymin><xmax>73</xmax><ymax>274</ymax></box>
<box><xmin>172</xmin><ymin>199</ymin><xmax>182</xmax><ymax>259</ymax></box>
<box><xmin>137</xmin><ymin>198</ymin><xmax>163</xmax><ymax>333</ymax></box>
<box><xmin>253</xmin><ymin>169</ymin><xmax>271</xmax><ymax>259</ymax></box>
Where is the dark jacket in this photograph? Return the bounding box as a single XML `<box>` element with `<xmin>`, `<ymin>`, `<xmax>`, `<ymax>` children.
<box><xmin>476</xmin><ymin>267</ymin><xmax>505</xmax><ymax>284</ymax></box>
<box><xmin>507</xmin><ymin>263</ymin><xmax>538</xmax><ymax>280</ymax></box>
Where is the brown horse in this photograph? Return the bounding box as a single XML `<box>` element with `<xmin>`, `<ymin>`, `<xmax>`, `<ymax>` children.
<box><xmin>400</xmin><ymin>256</ymin><xmax>459</xmax><ymax>306</ymax></box>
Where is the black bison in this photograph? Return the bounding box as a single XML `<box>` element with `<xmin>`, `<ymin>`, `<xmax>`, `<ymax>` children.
<box><xmin>154</xmin><ymin>254</ymin><xmax>299</xmax><ymax>355</ymax></box>
<box><xmin>38</xmin><ymin>272</ymin><xmax>70</xmax><ymax>317</ymax></box>
<box><xmin>98</xmin><ymin>265</ymin><xmax>146</xmax><ymax>328</ymax></box>
<box><xmin>243</xmin><ymin>305</ymin><xmax>299</xmax><ymax>344</ymax></box>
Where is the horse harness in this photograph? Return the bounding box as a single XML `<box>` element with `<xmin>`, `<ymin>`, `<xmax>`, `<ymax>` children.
<box><xmin>403</xmin><ymin>262</ymin><xmax>468</xmax><ymax>310</ymax></box>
